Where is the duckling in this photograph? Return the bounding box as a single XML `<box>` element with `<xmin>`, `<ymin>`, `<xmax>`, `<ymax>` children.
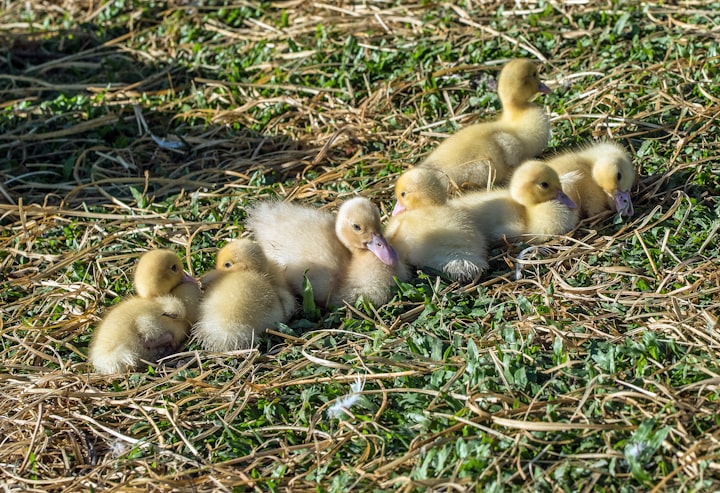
<box><xmin>420</xmin><ymin>58</ymin><xmax>551</xmax><ymax>189</ymax></box>
<box><xmin>89</xmin><ymin>249</ymin><xmax>201</xmax><ymax>374</ymax></box>
<box><xmin>193</xmin><ymin>239</ymin><xmax>295</xmax><ymax>352</ymax></box>
<box><xmin>247</xmin><ymin>197</ymin><xmax>406</xmax><ymax>307</ymax></box>
<box><xmin>203</xmin><ymin>239</ymin><xmax>296</xmax><ymax>316</ymax></box>
<box><xmin>385</xmin><ymin>167</ymin><xmax>489</xmax><ymax>282</ymax></box>
<box><xmin>391</xmin><ymin>167</ymin><xmax>449</xmax><ymax>216</ymax></box>
<box><xmin>453</xmin><ymin>160</ymin><xmax>578</xmax><ymax>243</ymax></box>
<box><xmin>546</xmin><ymin>141</ymin><xmax>635</xmax><ymax>217</ymax></box>
<box><xmin>330</xmin><ymin>196</ymin><xmax>409</xmax><ymax>306</ymax></box>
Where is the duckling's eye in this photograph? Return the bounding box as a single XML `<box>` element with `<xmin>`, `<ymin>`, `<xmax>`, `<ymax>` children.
<box><xmin>616</xmin><ymin>172</ymin><xmax>622</xmax><ymax>182</ymax></box>
<box><xmin>223</xmin><ymin>261</ymin><xmax>233</xmax><ymax>269</ymax></box>
<box><xmin>400</xmin><ymin>191</ymin><xmax>407</xmax><ymax>198</ymax></box>
<box><xmin>539</xmin><ymin>181</ymin><xmax>549</xmax><ymax>189</ymax></box>
<box><xmin>352</xmin><ymin>223</ymin><xmax>362</xmax><ymax>232</ymax></box>
<box><xmin>170</xmin><ymin>264</ymin><xmax>178</xmax><ymax>272</ymax></box>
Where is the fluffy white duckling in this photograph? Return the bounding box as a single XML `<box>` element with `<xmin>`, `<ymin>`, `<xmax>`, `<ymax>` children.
<box><xmin>546</xmin><ymin>141</ymin><xmax>635</xmax><ymax>217</ymax></box>
<box><xmin>420</xmin><ymin>58</ymin><xmax>551</xmax><ymax>189</ymax></box>
<box><xmin>193</xmin><ymin>239</ymin><xmax>295</xmax><ymax>352</ymax></box>
<box><xmin>385</xmin><ymin>167</ymin><xmax>489</xmax><ymax>282</ymax></box>
<box><xmin>247</xmin><ymin>197</ymin><xmax>406</xmax><ymax>307</ymax></box>
<box><xmin>89</xmin><ymin>249</ymin><xmax>201</xmax><ymax>374</ymax></box>
<box><xmin>453</xmin><ymin>160</ymin><xmax>578</xmax><ymax>243</ymax></box>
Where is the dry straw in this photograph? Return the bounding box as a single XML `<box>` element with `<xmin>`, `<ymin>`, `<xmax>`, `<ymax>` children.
<box><xmin>1</xmin><ymin>0</ymin><xmax>720</xmax><ymax>491</ymax></box>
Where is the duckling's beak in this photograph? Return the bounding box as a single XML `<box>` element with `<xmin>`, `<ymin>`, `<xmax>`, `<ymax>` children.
<box><xmin>538</xmin><ymin>81</ymin><xmax>551</xmax><ymax>94</ymax></box>
<box><xmin>366</xmin><ymin>232</ymin><xmax>399</xmax><ymax>266</ymax></box>
<box><xmin>556</xmin><ymin>190</ymin><xmax>576</xmax><ymax>209</ymax></box>
<box><xmin>614</xmin><ymin>190</ymin><xmax>634</xmax><ymax>216</ymax></box>
<box><xmin>182</xmin><ymin>271</ymin><xmax>199</xmax><ymax>285</ymax></box>
<box><xmin>391</xmin><ymin>201</ymin><xmax>405</xmax><ymax>216</ymax></box>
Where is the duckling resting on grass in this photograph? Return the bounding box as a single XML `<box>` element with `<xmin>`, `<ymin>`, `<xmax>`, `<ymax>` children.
<box><xmin>247</xmin><ymin>196</ymin><xmax>407</xmax><ymax>308</ymax></box>
<box><xmin>193</xmin><ymin>239</ymin><xmax>295</xmax><ymax>352</ymax></box>
<box><xmin>546</xmin><ymin>141</ymin><xmax>636</xmax><ymax>218</ymax></box>
<box><xmin>452</xmin><ymin>159</ymin><xmax>578</xmax><ymax>243</ymax></box>
<box><xmin>420</xmin><ymin>58</ymin><xmax>551</xmax><ymax>190</ymax></box>
<box><xmin>385</xmin><ymin>167</ymin><xmax>489</xmax><ymax>283</ymax></box>
<box><xmin>89</xmin><ymin>249</ymin><xmax>201</xmax><ymax>374</ymax></box>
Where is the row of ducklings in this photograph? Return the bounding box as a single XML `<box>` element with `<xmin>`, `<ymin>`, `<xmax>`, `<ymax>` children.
<box><xmin>89</xmin><ymin>58</ymin><xmax>637</xmax><ymax>374</ymax></box>
<box><xmin>386</xmin><ymin>141</ymin><xmax>634</xmax><ymax>283</ymax></box>
<box><xmin>89</xmin><ymin>197</ymin><xmax>403</xmax><ymax>374</ymax></box>
<box><xmin>90</xmin><ymin>146</ymin><xmax>633</xmax><ymax>375</ymax></box>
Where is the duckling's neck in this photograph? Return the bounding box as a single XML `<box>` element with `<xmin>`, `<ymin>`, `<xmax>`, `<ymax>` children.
<box><xmin>500</xmin><ymin>100</ymin><xmax>541</xmax><ymax>123</ymax></box>
<box><xmin>500</xmin><ymin>105</ymin><xmax>550</xmax><ymax>158</ymax></box>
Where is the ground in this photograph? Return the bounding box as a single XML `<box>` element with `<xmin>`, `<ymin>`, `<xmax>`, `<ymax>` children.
<box><xmin>1</xmin><ymin>1</ymin><xmax>720</xmax><ymax>492</ymax></box>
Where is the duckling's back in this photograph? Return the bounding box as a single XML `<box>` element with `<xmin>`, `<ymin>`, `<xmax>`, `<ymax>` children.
<box><xmin>451</xmin><ymin>190</ymin><xmax>527</xmax><ymax>243</ymax></box>
<box><xmin>247</xmin><ymin>201</ymin><xmax>350</xmax><ymax>304</ymax></box>
<box><xmin>385</xmin><ymin>204</ymin><xmax>488</xmax><ymax>282</ymax></box>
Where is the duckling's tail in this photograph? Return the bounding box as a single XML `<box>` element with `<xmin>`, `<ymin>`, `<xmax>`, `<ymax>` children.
<box><xmin>192</xmin><ymin>317</ymin><xmax>258</xmax><ymax>352</ymax></box>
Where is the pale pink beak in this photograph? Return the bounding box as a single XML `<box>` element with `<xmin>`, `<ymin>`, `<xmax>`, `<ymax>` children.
<box><xmin>391</xmin><ymin>201</ymin><xmax>405</xmax><ymax>216</ymax></box>
<box><xmin>182</xmin><ymin>271</ymin><xmax>199</xmax><ymax>285</ymax></box>
<box><xmin>556</xmin><ymin>190</ymin><xmax>576</xmax><ymax>209</ymax></box>
<box><xmin>614</xmin><ymin>190</ymin><xmax>634</xmax><ymax>216</ymax></box>
<box><xmin>366</xmin><ymin>232</ymin><xmax>399</xmax><ymax>267</ymax></box>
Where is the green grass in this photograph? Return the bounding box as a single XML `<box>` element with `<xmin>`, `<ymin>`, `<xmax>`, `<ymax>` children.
<box><xmin>2</xmin><ymin>1</ymin><xmax>720</xmax><ymax>491</ymax></box>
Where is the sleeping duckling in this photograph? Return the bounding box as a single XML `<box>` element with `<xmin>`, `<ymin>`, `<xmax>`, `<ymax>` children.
<box><xmin>203</xmin><ymin>239</ymin><xmax>296</xmax><ymax>316</ymax></box>
<box><xmin>89</xmin><ymin>249</ymin><xmax>201</xmax><ymax>374</ymax></box>
<box><xmin>453</xmin><ymin>160</ymin><xmax>578</xmax><ymax>243</ymax></box>
<box><xmin>546</xmin><ymin>141</ymin><xmax>635</xmax><ymax>217</ymax></box>
<box><xmin>385</xmin><ymin>167</ymin><xmax>489</xmax><ymax>282</ymax></box>
<box><xmin>421</xmin><ymin>58</ymin><xmax>551</xmax><ymax>189</ymax></box>
<box><xmin>193</xmin><ymin>239</ymin><xmax>295</xmax><ymax>352</ymax></box>
<box><xmin>247</xmin><ymin>197</ymin><xmax>406</xmax><ymax>307</ymax></box>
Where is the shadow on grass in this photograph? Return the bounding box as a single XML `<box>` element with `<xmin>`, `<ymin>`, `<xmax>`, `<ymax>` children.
<box><xmin>0</xmin><ymin>16</ymin><xmax>337</xmax><ymax>208</ymax></box>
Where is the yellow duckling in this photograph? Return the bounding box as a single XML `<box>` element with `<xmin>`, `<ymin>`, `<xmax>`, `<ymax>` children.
<box><xmin>391</xmin><ymin>167</ymin><xmax>449</xmax><ymax>216</ymax></box>
<box><xmin>385</xmin><ymin>167</ymin><xmax>489</xmax><ymax>282</ymax></box>
<box><xmin>247</xmin><ymin>196</ymin><xmax>406</xmax><ymax>307</ymax></box>
<box><xmin>193</xmin><ymin>239</ymin><xmax>295</xmax><ymax>352</ymax></box>
<box><xmin>89</xmin><ymin>249</ymin><xmax>201</xmax><ymax>374</ymax></box>
<box><xmin>453</xmin><ymin>160</ymin><xmax>578</xmax><ymax>243</ymax></box>
<box><xmin>420</xmin><ymin>58</ymin><xmax>551</xmax><ymax>189</ymax></box>
<box><xmin>546</xmin><ymin>141</ymin><xmax>636</xmax><ymax>217</ymax></box>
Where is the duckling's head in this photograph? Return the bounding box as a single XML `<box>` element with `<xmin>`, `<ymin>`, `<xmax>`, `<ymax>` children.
<box><xmin>510</xmin><ymin>160</ymin><xmax>576</xmax><ymax>209</ymax></box>
<box><xmin>392</xmin><ymin>167</ymin><xmax>448</xmax><ymax>215</ymax></box>
<box><xmin>215</xmin><ymin>239</ymin><xmax>268</xmax><ymax>273</ymax></box>
<box><xmin>497</xmin><ymin>58</ymin><xmax>551</xmax><ymax>108</ymax></box>
<box><xmin>134</xmin><ymin>249</ymin><xmax>197</xmax><ymax>298</ymax></box>
<box><xmin>336</xmin><ymin>197</ymin><xmax>399</xmax><ymax>266</ymax></box>
<box><xmin>589</xmin><ymin>143</ymin><xmax>635</xmax><ymax>216</ymax></box>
